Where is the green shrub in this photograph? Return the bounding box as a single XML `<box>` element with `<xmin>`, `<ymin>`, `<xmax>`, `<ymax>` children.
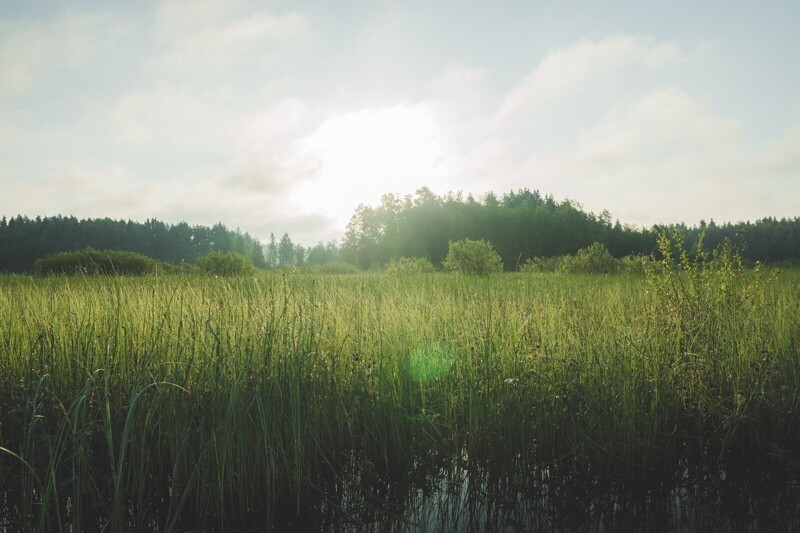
<box><xmin>385</xmin><ymin>256</ymin><xmax>436</xmax><ymax>275</ymax></box>
<box><xmin>34</xmin><ymin>248</ymin><xmax>159</xmax><ymax>275</ymax></box>
<box><xmin>307</xmin><ymin>261</ymin><xmax>360</xmax><ymax>275</ymax></box>
<box><xmin>558</xmin><ymin>242</ymin><xmax>619</xmax><ymax>274</ymax></box>
<box><xmin>442</xmin><ymin>239</ymin><xmax>504</xmax><ymax>275</ymax></box>
<box><xmin>646</xmin><ymin>231</ymin><xmax>775</xmax><ymax>355</ymax></box>
<box><xmin>196</xmin><ymin>251</ymin><xmax>255</xmax><ymax>276</ymax></box>
<box><xmin>176</xmin><ymin>262</ymin><xmax>197</xmax><ymax>275</ymax></box>
<box><xmin>619</xmin><ymin>254</ymin><xmax>652</xmax><ymax>275</ymax></box>
<box><xmin>518</xmin><ymin>256</ymin><xmax>564</xmax><ymax>273</ymax></box>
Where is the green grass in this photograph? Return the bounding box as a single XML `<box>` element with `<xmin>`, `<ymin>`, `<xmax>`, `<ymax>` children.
<box><xmin>1</xmin><ymin>265</ymin><xmax>799</xmax><ymax>530</ymax></box>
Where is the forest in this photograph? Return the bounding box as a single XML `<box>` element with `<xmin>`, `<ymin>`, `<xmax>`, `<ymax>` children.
<box><xmin>3</xmin><ymin>189</ymin><xmax>800</xmax><ymax>530</ymax></box>
<box><xmin>0</xmin><ymin>216</ymin><xmax>270</xmax><ymax>272</ymax></box>
<box><xmin>339</xmin><ymin>187</ymin><xmax>800</xmax><ymax>269</ymax></box>
<box><xmin>1</xmin><ymin>187</ymin><xmax>800</xmax><ymax>273</ymax></box>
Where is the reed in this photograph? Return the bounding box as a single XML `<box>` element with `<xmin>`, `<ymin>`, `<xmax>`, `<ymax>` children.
<box><xmin>1</xmin><ymin>258</ymin><xmax>799</xmax><ymax>530</ymax></box>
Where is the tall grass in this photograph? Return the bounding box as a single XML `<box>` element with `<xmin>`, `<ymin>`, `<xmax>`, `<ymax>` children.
<box><xmin>1</xmin><ymin>259</ymin><xmax>799</xmax><ymax>530</ymax></box>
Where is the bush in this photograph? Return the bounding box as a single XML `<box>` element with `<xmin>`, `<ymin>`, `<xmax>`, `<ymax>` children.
<box><xmin>34</xmin><ymin>248</ymin><xmax>159</xmax><ymax>275</ymax></box>
<box><xmin>442</xmin><ymin>239</ymin><xmax>504</xmax><ymax>275</ymax></box>
<box><xmin>619</xmin><ymin>254</ymin><xmax>652</xmax><ymax>275</ymax></box>
<box><xmin>307</xmin><ymin>262</ymin><xmax>360</xmax><ymax>275</ymax></box>
<box><xmin>558</xmin><ymin>242</ymin><xmax>619</xmax><ymax>274</ymax></box>
<box><xmin>196</xmin><ymin>251</ymin><xmax>255</xmax><ymax>276</ymax></box>
<box><xmin>646</xmin><ymin>231</ymin><xmax>775</xmax><ymax>353</ymax></box>
<box><xmin>384</xmin><ymin>256</ymin><xmax>436</xmax><ymax>275</ymax></box>
<box><xmin>518</xmin><ymin>256</ymin><xmax>564</xmax><ymax>273</ymax></box>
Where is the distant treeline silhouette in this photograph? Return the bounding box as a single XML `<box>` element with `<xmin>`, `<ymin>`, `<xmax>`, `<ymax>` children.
<box><xmin>0</xmin><ymin>216</ymin><xmax>267</xmax><ymax>273</ymax></box>
<box><xmin>2</xmin><ymin>188</ymin><xmax>799</xmax><ymax>273</ymax></box>
<box><xmin>339</xmin><ymin>187</ymin><xmax>800</xmax><ymax>270</ymax></box>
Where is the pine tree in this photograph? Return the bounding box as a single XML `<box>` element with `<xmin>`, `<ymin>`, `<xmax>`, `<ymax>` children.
<box><xmin>278</xmin><ymin>233</ymin><xmax>294</xmax><ymax>266</ymax></box>
<box><xmin>266</xmin><ymin>233</ymin><xmax>278</xmax><ymax>269</ymax></box>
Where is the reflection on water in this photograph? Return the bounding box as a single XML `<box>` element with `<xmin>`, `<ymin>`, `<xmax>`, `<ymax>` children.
<box><xmin>3</xmin><ymin>450</ymin><xmax>800</xmax><ymax>531</ymax></box>
<box><xmin>309</xmin><ymin>453</ymin><xmax>800</xmax><ymax>532</ymax></box>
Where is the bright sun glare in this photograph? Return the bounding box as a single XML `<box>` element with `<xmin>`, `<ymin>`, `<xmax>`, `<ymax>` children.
<box><xmin>290</xmin><ymin>105</ymin><xmax>449</xmax><ymax>230</ymax></box>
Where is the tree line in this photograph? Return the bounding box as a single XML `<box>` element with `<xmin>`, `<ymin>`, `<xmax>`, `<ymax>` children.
<box><xmin>340</xmin><ymin>187</ymin><xmax>800</xmax><ymax>270</ymax></box>
<box><xmin>0</xmin><ymin>215</ymin><xmax>344</xmax><ymax>273</ymax></box>
<box><xmin>2</xmin><ymin>188</ymin><xmax>799</xmax><ymax>273</ymax></box>
<box><xmin>0</xmin><ymin>216</ymin><xmax>270</xmax><ymax>273</ymax></box>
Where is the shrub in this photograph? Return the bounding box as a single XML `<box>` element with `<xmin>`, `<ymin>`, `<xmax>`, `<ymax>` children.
<box><xmin>518</xmin><ymin>256</ymin><xmax>564</xmax><ymax>273</ymax></box>
<box><xmin>34</xmin><ymin>248</ymin><xmax>159</xmax><ymax>275</ymax></box>
<box><xmin>558</xmin><ymin>242</ymin><xmax>619</xmax><ymax>274</ymax></box>
<box><xmin>619</xmin><ymin>254</ymin><xmax>652</xmax><ymax>275</ymax></box>
<box><xmin>308</xmin><ymin>262</ymin><xmax>360</xmax><ymax>275</ymax></box>
<box><xmin>442</xmin><ymin>239</ymin><xmax>504</xmax><ymax>275</ymax></box>
<box><xmin>385</xmin><ymin>256</ymin><xmax>436</xmax><ymax>275</ymax></box>
<box><xmin>196</xmin><ymin>251</ymin><xmax>255</xmax><ymax>276</ymax></box>
<box><xmin>646</xmin><ymin>231</ymin><xmax>775</xmax><ymax>354</ymax></box>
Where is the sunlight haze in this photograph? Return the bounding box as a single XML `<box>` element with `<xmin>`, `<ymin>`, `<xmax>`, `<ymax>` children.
<box><xmin>2</xmin><ymin>0</ymin><xmax>799</xmax><ymax>244</ymax></box>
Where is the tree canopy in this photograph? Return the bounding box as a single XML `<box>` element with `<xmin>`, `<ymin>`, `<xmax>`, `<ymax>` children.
<box><xmin>3</xmin><ymin>187</ymin><xmax>799</xmax><ymax>273</ymax></box>
<box><xmin>0</xmin><ymin>216</ymin><xmax>267</xmax><ymax>273</ymax></box>
<box><xmin>339</xmin><ymin>188</ymin><xmax>800</xmax><ymax>270</ymax></box>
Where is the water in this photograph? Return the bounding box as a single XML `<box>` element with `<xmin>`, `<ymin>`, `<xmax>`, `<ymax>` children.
<box><xmin>3</xmin><ymin>451</ymin><xmax>800</xmax><ymax>531</ymax></box>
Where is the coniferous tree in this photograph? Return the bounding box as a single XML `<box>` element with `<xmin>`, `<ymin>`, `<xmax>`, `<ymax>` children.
<box><xmin>265</xmin><ymin>233</ymin><xmax>278</xmax><ymax>269</ymax></box>
<box><xmin>278</xmin><ymin>233</ymin><xmax>294</xmax><ymax>266</ymax></box>
<box><xmin>0</xmin><ymin>216</ymin><xmax>270</xmax><ymax>272</ymax></box>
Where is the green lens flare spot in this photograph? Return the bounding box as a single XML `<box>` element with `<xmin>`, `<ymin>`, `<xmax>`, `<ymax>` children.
<box><xmin>404</xmin><ymin>343</ymin><xmax>455</xmax><ymax>382</ymax></box>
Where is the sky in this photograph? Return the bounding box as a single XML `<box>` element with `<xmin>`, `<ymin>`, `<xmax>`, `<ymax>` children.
<box><xmin>2</xmin><ymin>0</ymin><xmax>799</xmax><ymax>245</ymax></box>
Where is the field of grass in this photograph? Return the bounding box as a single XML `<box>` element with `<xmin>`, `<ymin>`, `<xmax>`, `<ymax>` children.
<box><xmin>2</xmin><ymin>258</ymin><xmax>800</xmax><ymax>530</ymax></box>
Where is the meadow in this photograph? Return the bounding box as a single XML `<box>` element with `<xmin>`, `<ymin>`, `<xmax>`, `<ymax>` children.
<box><xmin>2</xmin><ymin>254</ymin><xmax>800</xmax><ymax>530</ymax></box>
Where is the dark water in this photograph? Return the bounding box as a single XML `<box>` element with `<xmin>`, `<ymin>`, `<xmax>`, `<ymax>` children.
<box><xmin>295</xmin><ymin>454</ymin><xmax>800</xmax><ymax>532</ymax></box>
<box><xmin>3</xmin><ymin>452</ymin><xmax>800</xmax><ymax>531</ymax></box>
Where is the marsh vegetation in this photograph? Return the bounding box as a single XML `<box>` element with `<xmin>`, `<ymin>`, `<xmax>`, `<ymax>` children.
<box><xmin>1</xmin><ymin>238</ymin><xmax>800</xmax><ymax>530</ymax></box>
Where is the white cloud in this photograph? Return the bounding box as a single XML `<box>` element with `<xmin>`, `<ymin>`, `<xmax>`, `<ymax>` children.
<box><xmin>2</xmin><ymin>162</ymin><xmax>338</xmax><ymax>243</ymax></box>
<box><xmin>572</xmin><ymin>86</ymin><xmax>741</xmax><ymax>168</ymax></box>
<box><xmin>7</xmin><ymin>166</ymin><xmax>154</xmax><ymax>219</ymax></box>
<box><xmin>98</xmin><ymin>83</ymin><xmax>234</xmax><ymax>153</ymax></box>
<box><xmin>150</xmin><ymin>0</ymin><xmax>309</xmax><ymax>78</ymax></box>
<box><xmin>228</xmin><ymin>98</ymin><xmax>322</xmax><ymax>194</ymax></box>
<box><xmin>498</xmin><ymin>35</ymin><xmax>685</xmax><ymax>119</ymax></box>
<box><xmin>545</xmin><ymin>88</ymin><xmax>797</xmax><ymax>225</ymax></box>
<box><xmin>0</xmin><ymin>12</ymin><xmax>128</xmax><ymax>100</ymax></box>
<box><xmin>743</xmin><ymin>124</ymin><xmax>800</xmax><ymax>178</ymax></box>
<box><xmin>429</xmin><ymin>63</ymin><xmax>490</xmax><ymax>119</ymax></box>
<box><xmin>233</xmin><ymin>98</ymin><xmax>316</xmax><ymax>162</ymax></box>
<box><xmin>414</xmin><ymin>46</ymin><xmax>799</xmax><ymax>228</ymax></box>
<box><xmin>3</xmin><ymin>14</ymin><xmax>797</xmax><ymax>246</ymax></box>
<box><xmin>75</xmin><ymin>1</ymin><xmax>312</xmax><ymax>163</ymax></box>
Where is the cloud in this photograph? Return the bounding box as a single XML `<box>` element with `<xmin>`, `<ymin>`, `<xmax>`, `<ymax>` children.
<box><xmin>409</xmin><ymin>39</ymin><xmax>692</xmax><ymax>196</ymax></box>
<box><xmin>7</xmin><ymin>166</ymin><xmax>156</xmax><ymax>219</ymax></box>
<box><xmin>0</xmin><ymin>12</ymin><xmax>129</xmax><ymax>100</ymax></box>
<box><xmin>150</xmin><ymin>0</ymin><xmax>309</xmax><ymax>79</ymax></box>
<box><xmin>3</xmin><ymin>17</ymin><xmax>797</xmax><ymax>247</ymax></box>
<box><xmin>234</xmin><ymin>98</ymin><xmax>315</xmax><ymax>149</ymax></box>
<box><xmin>498</xmin><ymin>35</ymin><xmax>685</xmax><ymax>119</ymax></box>
<box><xmin>2</xmin><ymin>162</ymin><xmax>340</xmax><ymax>243</ymax></box>
<box><xmin>429</xmin><ymin>63</ymin><xmax>490</xmax><ymax>119</ymax></box>
<box><xmin>230</xmin><ymin>97</ymin><xmax>321</xmax><ymax>188</ymax></box>
<box><xmin>546</xmin><ymin>87</ymin><xmax>798</xmax><ymax>225</ymax></box>
<box><xmin>98</xmin><ymin>83</ymin><xmax>234</xmax><ymax>153</ymax></box>
<box><xmin>416</xmin><ymin>42</ymin><xmax>799</xmax><ymax>228</ymax></box>
<box><xmin>743</xmin><ymin>123</ymin><xmax>800</xmax><ymax>178</ymax></box>
<box><xmin>79</xmin><ymin>1</ymin><xmax>313</xmax><ymax>162</ymax></box>
<box><xmin>572</xmin><ymin>86</ymin><xmax>741</xmax><ymax>168</ymax></box>
<box><xmin>228</xmin><ymin>98</ymin><xmax>455</xmax><ymax>234</ymax></box>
